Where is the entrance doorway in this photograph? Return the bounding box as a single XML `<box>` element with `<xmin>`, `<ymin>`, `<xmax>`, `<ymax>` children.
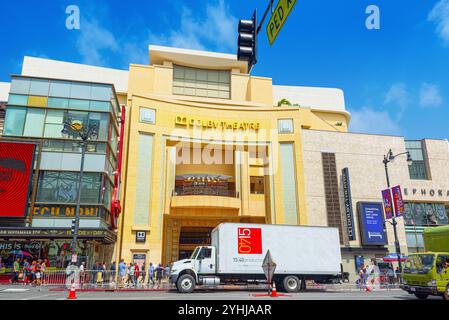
<box><xmin>178</xmin><ymin>227</ymin><xmax>212</xmax><ymax>260</ymax></box>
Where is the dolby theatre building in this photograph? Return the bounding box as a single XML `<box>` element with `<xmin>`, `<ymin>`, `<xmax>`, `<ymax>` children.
<box><xmin>1</xmin><ymin>45</ymin><xmax>448</xmax><ymax>278</ymax></box>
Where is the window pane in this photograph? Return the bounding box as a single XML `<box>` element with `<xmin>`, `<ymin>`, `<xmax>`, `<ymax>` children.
<box><xmin>10</xmin><ymin>78</ymin><xmax>31</xmax><ymax>95</ymax></box>
<box><xmin>88</xmin><ymin>112</ymin><xmax>108</xmax><ymax>140</ymax></box>
<box><xmin>81</xmin><ymin>173</ymin><xmax>102</xmax><ymax>203</ymax></box>
<box><xmin>27</xmin><ymin>96</ymin><xmax>48</xmax><ymax>107</ymax></box>
<box><xmin>69</xmin><ymin>99</ymin><xmax>90</xmax><ymax>110</ymax></box>
<box><xmin>185</xmin><ymin>68</ymin><xmax>196</xmax><ymax>80</ymax></box>
<box><xmin>90</xmin><ymin>84</ymin><xmax>111</xmax><ymax>101</ymax></box>
<box><xmin>49</xmin><ymin>81</ymin><xmax>71</xmax><ymax>97</ymax></box>
<box><xmin>219</xmin><ymin>71</ymin><xmax>230</xmax><ymax>83</ymax></box>
<box><xmin>70</xmin><ymin>83</ymin><xmax>91</xmax><ymax>99</ymax></box>
<box><xmin>208</xmin><ymin>71</ymin><xmax>219</xmax><ymax>82</ymax></box>
<box><xmin>89</xmin><ymin>101</ymin><xmax>110</xmax><ymax>112</ymax></box>
<box><xmin>44</xmin><ymin>110</ymin><xmax>64</xmax><ymax>138</ymax></box>
<box><xmin>173</xmin><ymin>66</ymin><xmax>185</xmax><ymax>79</ymax></box>
<box><xmin>3</xmin><ymin>107</ymin><xmax>26</xmax><ymax>136</ymax></box>
<box><xmin>42</xmin><ymin>139</ymin><xmax>65</xmax><ymax>152</ymax></box>
<box><xmin>7</xmin><ymin>94</ymin><xmax>27</xmax><ymax>106</ymax></box>
<box><xmin>47</xmin><ymin>97</ymin><xmax>70</xmax><ymax>109</ymax></box>
<box><xmin>29</xmin><ymin>79</ymin><xmax>49</xmax><ymax>96</ymax></box>
<box><xmin>23</xmin><ymin>108</ymin><xmax>45</xmax><ymax>137</ymax></box>
<box><xmin>278</xmin><ymin>119</ymin><xmax>294</xmax><ymax>133</ymax></box>
<box><xmin>46</xmin><ymin>110</ymin><xmax>64</xmax><ymax>124</ymax></box>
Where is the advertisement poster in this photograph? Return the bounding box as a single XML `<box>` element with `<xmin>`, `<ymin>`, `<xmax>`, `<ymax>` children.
<box><xmin>381</xmin><ymin>189</ymin><xmax>393</xmax><ymax>220</ymax></box>
<box><xmin>391</xmin><ymin>185</ymin><xmax>404</xmax><ymax>217</ymax></box>
<box><xmin>0</xmin><ymin>142</ymin><xmax>36</xmax><ymax>217</ymax></box>
<box><xmin>342</xmin><ymin>168</ymin><xmax>356</xmax><ymax>241</ymax></box>
<box><xmin>357</xmin><ymin>202</ymin><xmax>387</xmax><ymax>246</ymax></box>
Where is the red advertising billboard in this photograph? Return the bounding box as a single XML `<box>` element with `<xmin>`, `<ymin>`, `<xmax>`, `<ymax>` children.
<box><xmin>381</xmin><ymin>189</ymin><xmax>393</xmax><ymax>220</ymax></box>
<box><xmin>0</xmin><ymin>141</ymin><xmax>36</xmax><ymax>217</ymax></box>
<box><xmin>392</xmin><ymin>185</ymin><xmax>404</xmax><ymax>217</ymax></box>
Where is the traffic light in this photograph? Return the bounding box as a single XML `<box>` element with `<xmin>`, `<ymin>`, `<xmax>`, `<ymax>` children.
<box><xmin>71</xmin><ymin>220</ymin><xmax>76</xmax><ymax>234</ymax></box>
<box><xmin>237</xmin><ymin>10</ymin><xmax>257</xmax><ymax>72</ymax></box>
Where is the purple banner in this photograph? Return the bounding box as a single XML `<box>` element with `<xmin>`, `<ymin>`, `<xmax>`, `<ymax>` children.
<box><xmin>382</xmin><ymin>189</ymin><xmax>393</xmax><ymax>220</ymax></box>
<box><xmin>392</xmin><ymin>185</ymin><xmax>404</xmax><ymax>217</ymax></box>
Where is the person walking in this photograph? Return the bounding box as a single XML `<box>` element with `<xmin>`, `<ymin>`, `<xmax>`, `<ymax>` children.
<box><xmin>147</xmin><ymin>262</ymin><xmax>155</xmax><ymax>288</ymax></box>
<box><xmin>164</xmin><ymin>265</ymin><xmax>170</xmax><ymax>282</ymax></box>
<box><xmin>119</xmin><ymin>259</ymin><xmax>126</xmax><ymax>288</ymax></box>
<box><xmin>10</xmin><ymin>258</ymin><xmax>20</xmax><ymax>284</ymax></box>
<box><xmin>35</xmin><ymin>260</ymin><xmax>42</xmax><ymax>289</ymax></box>
<box><xmin>109</xmin><ymin>261</ymin><xmax>116</xmax><ymax>285</ymax></box>
<box><xmin>395</xmin><ymin>266</ymin><xmax>401</xmax><ymax>284</ymax></box>
<box><xmin>41</xmin><ymin>259</ymin><xmax>47</xmax><ymax>285</ymax></box>
<box><xmin>92</xmin><ymin>262</ymin><xmax>98</xmax><ymax>285</ymax></box>
<box><xmin>155</xmin><ymin>263</ymin><xmax>164</xmax><ymax>289</ymax></box>
<box><xmin>30</xmin><ymin>260</ymin><xmax>37</xmax><ymax>286</ymax></box>
<box><xmin>133</xmin><ymin>263</ymin><xmax>140</xmax><ymax>287</ymax></box>
<box><xmin>128</xmin><ymin>263</ymin><xmax>135</xmax><ymax>287</ymax></box>
<box><xmin>140</xmin><ymin>263</ymin><xmax>146</xmax><ymax>286</ymax></box>
<box><xmin>387</xmin><ymin>266</ymin><xmax>395</xmax><ymax>288</ymax></box>
<box><xmin>79</xmin><ymin>261</ymin><xmax>85</xmax><ymax>288</ymax></box>
<box><xmin>22</xmin><ymin>259</ymin><xmax>30</xmax><ymax>286</ymax></box>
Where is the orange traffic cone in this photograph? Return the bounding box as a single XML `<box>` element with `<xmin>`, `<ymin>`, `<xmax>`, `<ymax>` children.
<box><xmin>270</xmin><ymin>282</ymin><xmax>278</xmax><ymax>297</ymax></box>
<box><xmin>67</xmin><ymin>283</ymin><xmax>77</xmax><ymax>300</ymax></box>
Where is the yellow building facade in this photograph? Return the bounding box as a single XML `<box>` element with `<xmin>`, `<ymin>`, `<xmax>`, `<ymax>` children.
<box><xmin>117</xmin><ymin>46</ymin><xmax>350</xmax><ymax>265</ymax></box>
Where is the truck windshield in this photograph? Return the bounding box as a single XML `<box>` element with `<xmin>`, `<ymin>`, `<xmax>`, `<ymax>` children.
<box><xmin>190</xmin><ymin>247</ymin><xmax>200</xmax><ymax>260</ymax></box>
<box><xmin>403</xmin><ymin>254</ymin><xmax>435</xmax><ymax>274</ymax></box>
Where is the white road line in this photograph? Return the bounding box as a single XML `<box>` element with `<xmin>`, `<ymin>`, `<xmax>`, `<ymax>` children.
<box><xmin>20</xmin><ymin>293</ymin><xmax>62</xmax><ymax>300</ymax></box>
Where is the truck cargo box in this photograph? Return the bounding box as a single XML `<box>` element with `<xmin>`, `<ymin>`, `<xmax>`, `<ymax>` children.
<box><xmin>211</xmin><ymin>223</ymin><xmax>342</xmax><ymax>275</ymax></box>
<box><xmin>423</xmin><ymin>225</ymin><xmax>449</xmax><ymax>252</ymax></box>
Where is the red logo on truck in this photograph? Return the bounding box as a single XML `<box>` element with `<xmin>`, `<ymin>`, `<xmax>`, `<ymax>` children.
<box><xmin>238</xmin><ymin>228</ymin><xmax>262</xmax><ymax>254</ymax></box>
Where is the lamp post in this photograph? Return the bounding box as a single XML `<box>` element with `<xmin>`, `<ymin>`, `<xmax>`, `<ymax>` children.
<box><xmin>382</xmin><ymin>149</ymin><xmax>413</xmax><ymax>275</ymax></box>
<box><xmin>62</xmin><ymin>119</ymin><xmax>98</xmax><ymax>265</ymax></box>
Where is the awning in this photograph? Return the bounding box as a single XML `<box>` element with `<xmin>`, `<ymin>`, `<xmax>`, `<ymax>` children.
<box><xmin>383</xmin><ymin>254</ymin><xmax>408</xmax><ymax>262</ymax></box>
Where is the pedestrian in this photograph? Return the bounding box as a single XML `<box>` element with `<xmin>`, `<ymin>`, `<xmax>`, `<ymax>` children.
<box><xmin>96</xmin><ymin>262</ymin><xmax>104</xmax><ymax>287</ymax></box>
<box><xmin>140</xmin><ymin>263</ymin><xmax>146</xmax><ymax>286</ymax></box>
<box><xmin>41</xmin><ymin>259</ymin><xmax>47</xmax><ymax>285</ymax></box>
<box><xmin>387</xmin><ymin>266</ymin><xmax>395</xmax><ymax>287</ymax></box>
<box><xmin>164</xmin><ymin>265</ymin><xmax>170</xmax><ymax>281</ymax></box>
<box><xmin>92</xmin><ymin>261</ymin><xmax>98</xmax><ymax>285</ymax></box>
<box><xmin>110</xmin><ymin>261</ymin><xmax>116</xmax><ymax>285</ymax></box>
<box><xmin>156</xmin><ymin>263</ymin><xmax>164</xmax><ymax>288</ymax></box>
<box><xmin>128</xmin><ymin>263</ymin><xmax>135</xmax><ymax>287</ymax></box>
<box><xmin>119</xmin><ymin>259</ymin><xmax>126</xmax><ymax>287</ymax></box>
<box><xmin>22</xmin><ymin>258</ymin><xmax>30</xmax><ymax>286</ymax></box>
<box><xmin>147</xmin><ymin>262</ymin><xmax>155</xmax><ymax>288</ymax></box>
<box><xmin>395</xmin><ymin>266</ymin><xmax>401</xmax><ymax>284</ymax></box>
<box><xmin>10</xmin><ymin>258</ymin><xmax>21</xmax><ymax>284</ymax></box>
<box><xmin>79</xmin><ymin>261</ymin><xmax>85</xmax><ymax>288</ymax></box>
<box><xmin>133</xmin><ymin>263</ymin><xmax>140</xmax><ymax>286</ymax></box>
<box><xmin>35</xmin><ymin>260</ymin><xmax>42</xmax><ymax>288</ymax></box>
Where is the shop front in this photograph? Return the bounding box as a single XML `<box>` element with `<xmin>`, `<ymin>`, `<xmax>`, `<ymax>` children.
<box><xmin>0</xmin><ymin>227</ymin><xmax>116</xmax><ymax>279</ymax></box>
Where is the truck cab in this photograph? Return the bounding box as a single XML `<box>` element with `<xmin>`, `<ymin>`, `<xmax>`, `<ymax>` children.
<box><xmin>169</xmin><ymin>246</ymin><xmax>219</xmax><ymax>293</ymax></box>
<box><xmin>401</xmin><ymin>225</ymin><xmax>449</xmax><ymax>300</ymax></box>
<box><xmin>402</xmin><ymin>252</ymin><xmax>449</xmax><ymax>300</ymax></box>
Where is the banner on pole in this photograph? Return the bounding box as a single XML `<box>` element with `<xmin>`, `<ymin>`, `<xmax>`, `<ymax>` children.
<box><xmin>381</xmin><ymin>189</ymin><xmax>393</xmax><ymax>220</ymax></box>
<box><xmin>391</xmin><ymin>185</ymin><xmax>404</xmax><ymax>217</ymax></box>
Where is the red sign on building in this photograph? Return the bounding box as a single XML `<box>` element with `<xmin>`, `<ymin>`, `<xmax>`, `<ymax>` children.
<box><xmin>237</xmin><ymin>227</ymin><xmax>262</xmax><ymax>254</ymax></box>
<box><xmin>0</xmin><ymin>141</ymin><xmax>36</xmax><ymax>217</ymax></box>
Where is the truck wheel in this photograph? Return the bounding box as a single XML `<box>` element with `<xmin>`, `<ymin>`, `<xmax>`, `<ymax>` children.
<box><xmin>283</xmin><ymin>276</ymin><xmax>300</xmax><ymax>293</ymax></box>
<box><xmin>177</xmin><ymin>274</ymin><xmax>195</xmax><ymax>293</ymax></box>
<box><xmin>414</xmin><ymin>293</ymin><xmax>428</xmax><ymax>300</ymax></box>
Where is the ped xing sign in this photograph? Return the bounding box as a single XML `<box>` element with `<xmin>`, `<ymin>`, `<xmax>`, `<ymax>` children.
<box><xmin>266</xmin><ymin>0</ymin><xmax>297</xmax><ymax>46</ymax></box>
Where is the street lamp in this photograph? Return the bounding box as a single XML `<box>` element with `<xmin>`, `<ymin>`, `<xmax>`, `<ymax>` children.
<box><xmin>62</xmin><ymin>119</ymin><xmax>98</xmax><ymax>265</ymax></box>
<box><xmin>382</xmin><ymin>149</ymin><xmax>412</xmax><ymax>275</ymax></box>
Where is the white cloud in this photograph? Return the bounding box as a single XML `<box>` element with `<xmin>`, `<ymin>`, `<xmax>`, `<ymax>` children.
<box><xmin>76</xmin><ymin>19</ymin><xmax>119</xmax><ymax>66</ymax></box>
<box><xmin>384</xmin><ymin>83</ymin><xmax>410</xmax><ymax>114</ymax></box>
<box><xmin>148</xmin><ymin>0</ymin><xmax>237</xmax><ymax>52</ymax></box>
<box><xmin>349</xmin><ymin>107</ymin><xmax>402</xmax><ymax>136</ymax></box>
<box><xmin>419</xmin><ymin>82</ymin><xmax>443</xmax><ymax>107</ymax></box>
<box><xmin>428</xmin><ymin>0</ymin><xmax>449</xmax><ymax>46</ymax></box>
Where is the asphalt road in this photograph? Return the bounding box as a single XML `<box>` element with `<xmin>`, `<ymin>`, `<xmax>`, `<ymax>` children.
<box><xmin>0</xmin><ymin>286</ymin><xmax>443</xmax><ymax>300</ymax></box>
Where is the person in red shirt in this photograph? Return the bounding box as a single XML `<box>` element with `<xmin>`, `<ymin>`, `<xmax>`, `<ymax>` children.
<box><xmin>134</xmin><ymin>263</ymin><xmax>139</xmax><ymax>286</ymax></box>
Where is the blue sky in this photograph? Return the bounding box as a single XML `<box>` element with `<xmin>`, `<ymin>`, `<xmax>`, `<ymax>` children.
<box><xmin>1</xmin><ymin>0</ymin><xmax>448</xmax><ymax>140</ymax></box>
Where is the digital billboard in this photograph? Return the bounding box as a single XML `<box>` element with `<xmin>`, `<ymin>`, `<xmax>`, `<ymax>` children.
<box><xmin>0</xmin><ymin>141</ymin><xmax>36</xmax><ymax>218</ymax></box>
<box><xmin>357</xmin><ymin>202</ymin><xmax>388</xmax><ymax>246</ymax></box>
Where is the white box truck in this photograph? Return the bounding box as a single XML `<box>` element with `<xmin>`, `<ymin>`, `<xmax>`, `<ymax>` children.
<box><xmin>169</xmin><ymin>223</ymin><xmax>342</xmax><ymax>293</ymax></box>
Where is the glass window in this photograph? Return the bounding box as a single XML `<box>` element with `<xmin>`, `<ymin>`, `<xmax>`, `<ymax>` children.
<box><xmin>173</xmin><ymin>65</ymin><xmax>230</xmax><ymax>99</ymax></box>
<box><xmin>88</xmin><ymin>112</ymin><xmax>108</xmax><ymax>140</ymax></box>
<box><xmin>405</xmin><ymin>140</ymin><xmax>429</xmax><ymax>180</ymax></box>
<box><xmin>69</xmin><ymin>99</ymin><xmax>90</xmax><ymax>111</ymax></box>
<box><xmin>47</xmin><ymin>97</ymin><xmax>70</xmax><ymax>109</ymax></box>
<box><xmin>10</xmin><ymin>78</ymin><xmax>31</xmax><ymax>95</ymax></box>
<box><xmin>42</xmin><ymin>140</ymin><xmax>65</xmax><ymax>152</ymax></box>
<box><xmin>44</xmin><ymin>110</ymin><xmax>64</xmax><ymax>138</ymax></box>
<box><xmin>3</xmin><ymin>106</ymin><xmax>26</xmax><ymax>136</ymax></box>
<box><xmin>23</xmin><ymin>108</ymin><xmax>45</xmax><ymax>137</ymax></box>
<box><xmin>49</xmin><ymin>81</ymin><xmax>71</xmax><ymax>97</ymax></box>
<box><xmin>89</xmin><ymin>101</ymin><xmax>110</xmax><ymax>112</ymax></box>
<box><xmin>70</xmin><ymin>83</ymin><xmax>91</xmax><ymax>99</ymax></box>
<box><xmin>36</xmin><ymin>171</ymin><xmax>102</xmax><ymax>204</ymax></box>
<box><xmin>7</xmin><ymin>94</ymin><xmax>28</xmax><ymax>106</ymax></box>
<box><xmin>250</xmin><ymin>176</ymin><xmax>265</xmax><ymax>194</ymax></box>
<box><xmin>140</xmin><ymin>107</ymin><xmax>156</xmax><ymax>124</ymax></box>
<box><xmin>90</xmin><ymin>84</ymin><xmax>111</xmax><ymax>101</ymax></box>
<box><xmin>29</xmin><ymin>79</ymin><xmax>49</xmax><ymax>96</ymax></box>
<box><xmin>278</xmin><ymin>119</ymin><xmax>294</xmax><ymax>133</ymax></box>
<box><xmin>27</xmin><ymin>96</ymin><xmax>48</xmax><ymax>107</ymax></box>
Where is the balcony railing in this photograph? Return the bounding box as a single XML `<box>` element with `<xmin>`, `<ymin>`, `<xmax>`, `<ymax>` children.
<box><xmin>174</xmin><ymin>187</ymin><xmax>239</xmax><ymax>198</ymax></box>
